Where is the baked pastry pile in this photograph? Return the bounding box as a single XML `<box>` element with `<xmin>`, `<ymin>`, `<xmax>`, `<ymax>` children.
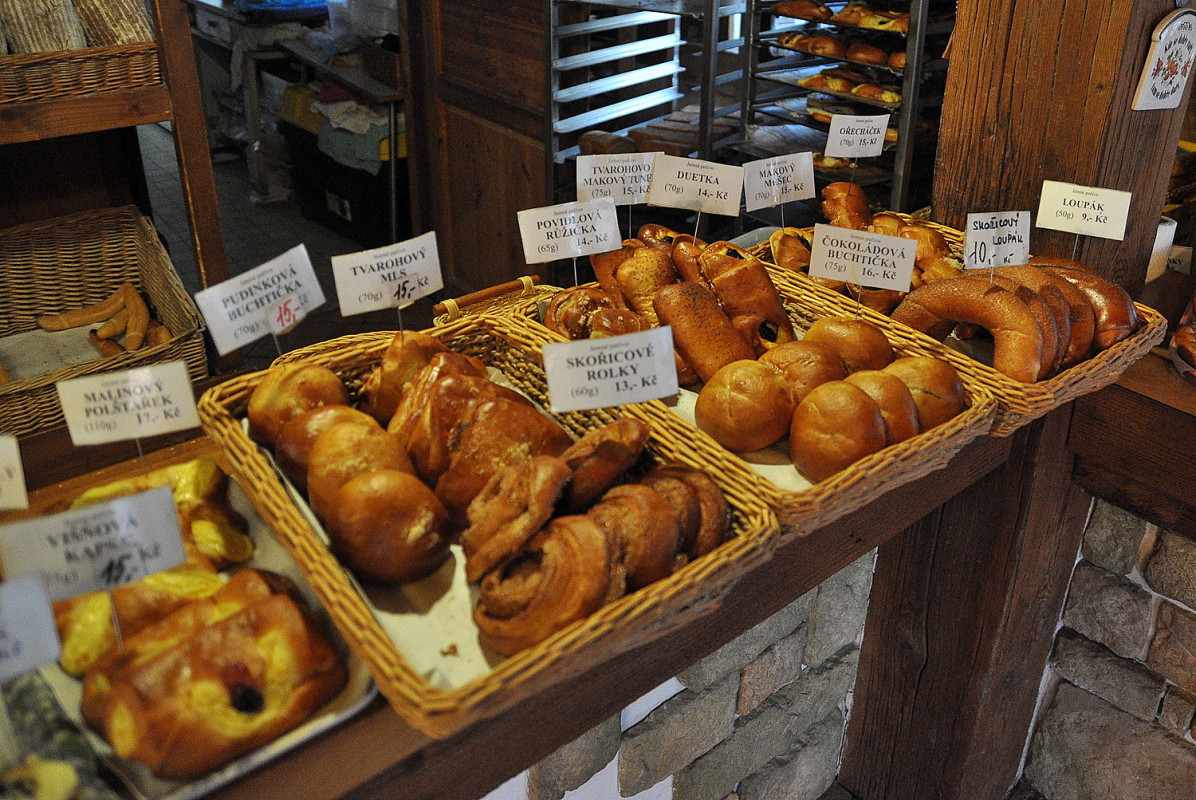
<box><xmin>797</xmin><ymin>66</ymin><xmax>902</xmax><ymax>105</ymax></box>
<box><xmin>772</xmin><ymin>0</ymin><xmax>910</xmax><ymax>33</ymax></box>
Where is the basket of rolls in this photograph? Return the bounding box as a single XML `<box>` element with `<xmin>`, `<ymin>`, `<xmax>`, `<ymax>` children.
<box><xmin>754</xmin><ymin>182</ymin><xmax>1168</xmax><ymax>436</ymax></box>
<box><xmin>524</xmin><ymin>223</ymin><xmax>998</xmax><ymax>536</ymax></box>
<box><xmin>431</xmin><ymin>274</ymin><xmax>564</xmax><ymax>325</ymax></box>
<box><xmin>197</xmin><ymin>313</ymin><xmax>777</xmax><ymax>738</ymax></box>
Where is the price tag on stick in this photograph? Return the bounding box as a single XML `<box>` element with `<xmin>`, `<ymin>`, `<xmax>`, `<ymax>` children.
<box><xmin>645</xmin><ymin>154</ymin><xmax>744</xmax><ymax>216</ymax></box>
<box><xmin>963</xmin><ymin>211</ymin><xmax>1031</xmax><ymax>270</ymax></box>
<box><xmin>743</xmin><ymin>152</ymin><xmax>815</xmax><ymax>212</ymax></box>
<box><xmin>0</xmin><ymin>486</ymin><xmax>186</xmax><ymax>602</ymax></box>
<box><xmin>517</xmin><ymin>197</ymin><xmax>621</xmax><ymax>264</ymax></box>
<box><xmin>1036</xmin><ymin>180</ymin><xmax>1133</xmax><ymax>241</ymax></box>
<box><xmin>542</xmin><ymin>327</ymin><xmax>678</xmax><ymax>413</ymax></box>
<box><xmin>576</xmin><ymin>153</ymin><xmax>656</xmax><ymax>205</ymax></box>
<box><xmin>825</xmin><ymin>114</ymin><xmax>890</xmax><ymax>159</ymax></box>
<box><xmin>0</xmin><ymin>435</ymin><xmax>28</xmax><ymax>511</ymax></box>
<box><xmin>55</xmin><ymin>361</ymin><xmax>200</xmax><ymax>446</ymax></box>
<box><xmin>808</xmin><ymin>224</ymin><xmax>916</xmax><ymax>293</ymax></box>
<box><xmin>332</xmin><ymin>231</ymin><xmax>443</xmax><ymax>316</ymax></box>
<box><xmin>0</xmin><ymin>576</ymin><xmax>61</xmax><ymax>682</ymax></box>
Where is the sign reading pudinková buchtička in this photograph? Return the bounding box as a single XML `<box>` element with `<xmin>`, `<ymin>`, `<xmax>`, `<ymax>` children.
<box><xmin>333</xmin><ymin>231</ymin><xmax>443</xmax><ymax>316</ymax></box>
<box><xmin>0</xmin><ymin>486</ymin><xmax>185</xmax><ymax>602</ymax></box>
<box><xmin>55</xmin><ymin>361</ymin><xmax>200</xmax><ymax>446</ymax></box>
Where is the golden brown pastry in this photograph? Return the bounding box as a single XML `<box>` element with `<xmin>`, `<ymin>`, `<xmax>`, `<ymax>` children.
<box><xmin>768</xmin><ymin>227</ymin><xmax>813</xmax><ymax>273</ymax></box>
<box><xmin>790</xmin><ymin>381</ymin><xmax>888</xmax><ymax>482</ymax></box>
<box><xmin>637</xmin><ymin>224</ymin><xmax>682</xmax><ymax>254</ymax></box>
<box><xmin>821</xmin><ymin>182</ymin><xmax>872</xmax><ymax>229</ymax></box>
<box><xmin>306</xmin><ymin>419</ymin><xmax>414</xmax><ymax>521</ymax></box>
<box><xmin>589</xmin><ymin>307</ymin><xmax>651</xmax><ymax>338</ymax></box>
<box><xmin>274</xmin><ymin>405</ymin><xmax>376</xmax><ymax>490</ymax></box>
<box><xmin>247</xmin><ymin>363</ymin><xmax>350</xmax><ymax>446</ymax></box>
<box><xmin>559</xmin><ymin>417</ymin><xmax>651</xmax><ymax>512</ymax></box>
<box><xmin>1174</xmin><ymin>322</ymin><xmax>1196</xmax><ymax>369</ymax></box>
<box><xmin>326</xmin><ymin>469</ymin><xmax>451</xmax><ymax>584</ymax></box>
<box><xmin>771</xmin><ymin>0</ymin><xmax>832</xmax><ymax>20</ymax></box>
<box><xmin>578</xmin><ymin>130</ymin><xmax>637</xmax><ymax>155</ymax></box>
<box><xmin>844</xmin><ymin>369</ymin><xmax>921</xmax><ymax>444</ymax></box>
<box><xmin>670</xmin><ymin>234</ymin><xmax>709</xmax><ymax>284</ymax></box>
<box><xmin>589</xmin><ymin>483</ymin><xmax>681</xmax><ymax>590</ymax></box>
<box><xmin>882</xmin><ymin>356</ymin><xmax>966</xmax><ymax>430</ymax></box>
<box><xmin>699</xmin><ymin>242</ymin><xmax>797</xmax><ymax>353</ymax></box>
<box><xmin>846</xmin><ymin>42</ymin><xmax>888</xmax><ymax>65</ymax></box>
<box><xmin>590</xmin><ymin>240</ymin><xmax>641</xmax><ymax>307</ymax></box>
<box><xmin>759</xmin><ymin>339</ymin><xmax>847</xmax><ymax>405</ymax></box>
<box><xmin>990</xmin><ymin>275</ymin><xmax>1062</xmax><ymax>379</ymax></box>
<box><xmin>888</xmin><ymin>50</ymin><xmax>906</xmax><ymax>70</ymax></box>
<box><xmin>804</xmin><ymin>34</ymin><xmax>847</xmax><ymax>57</ymax></box>
<box><xmin>830</xmin><ymin>1</ymin><xmax>871</xmax><ymax>24</ymax></box>
<box><xmin>993</xmin><ymin>266</ymin><xmax>1075</xmax><ymax>373</ymax></box>
<box><xmin>640</xmin><ymin>466</ymin><xmax>729</xmax><ymax>559</ymax></box>
<box><xmin>694</xmin><ymin>360</ymin><xmax>796</xmax><ymax>452</ymax></box>
<box><xmin>850</xmin><ymin>83</ymin><xmax>901</xmax><ymax>104</ymax></box>
<box><xmin>653</xmin><ymin>281</ymin><xmax>756</xmax><ymax>383</ymax></box>
<box><xmin>360</xmin><ymin>330</ymin><xmax>452</xmax><ymax>426</ymax></box>
<box><xmin>1038</xmin><ymin>265</ymin><xmax>1139</xmax><ymax>351</ymax></box>
<box><xmin>543</xmin><ymin>286</ymin><xmax>621</xmax><ymax>340</ymax></box>
<box><xmin>616</xmin><ymin>247</ymin><xmax>679</xmax><ymax>326</ymax></box>
<box><xmin>1038</xmin><ymin>268</ymin><xmax>1097</xmax><ymax>366</ymax></box>
<box><xmin>802</xmin><ymin>316</ymin><xmax>895</xmax><ymax>373</ymax></box>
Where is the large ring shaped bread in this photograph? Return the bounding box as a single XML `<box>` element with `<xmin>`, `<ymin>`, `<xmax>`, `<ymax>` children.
<box><xmin>890</xmin><ymin>277</ymin><xmax>1045</xmax><ymax>383</ymax></box>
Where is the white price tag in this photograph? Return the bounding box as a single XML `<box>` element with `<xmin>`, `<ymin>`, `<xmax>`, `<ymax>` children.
<box><xmin>194</xmin><ymin>244</ymin><xmax>326</xmax><ymax>355</ymax></box>
<box><xmin>0</xmin><ymin>576</ymin><xmax>60</xmax><ymax>682</ymax></box>
<box><xmin>333</xmin><ymin>231</ymin><xmax>443</xmax><ymax>316</ymax></box>
<box><xmin>1169</xmin><ymin>245</ymin><xmax>1193</xmax><ymax>275</ymax></box>
<box><xmin>56</xmin><ymin>361</ymin><xmax>200</xmax><ymax>446</ymax></box>
<box><xmin>808</xmin><ymin>223</ymin><xmax>916</xmax><ymax>292</ymax></box>
<box><xmin>825</xmin><ymin>114</ymin><xmax>891</xmax><ymax>158</ymax></box>
<box><xmin>542</xmin><ymin>327</ymin><xmax>678</xmax><ymax>413</ymax></box>
<box><xmin>0</xmin><ymin>486</ymin><xmax>185</xmax><ymax>602</ymax></box>
<box><xmin>0</xmin><ymin>436</ymin><xmax>28</xmax><ymax>511</ymax></box>
<box><xmin>576</xmin><ymin>153</ymin><xmax>655</xmax><ymax>205</ymax></box>
<box><xmin>743</xmin><ymin>152</ymin><xmax>816</xmax><ymax>212</ymax></box>
<box><xmin>963</xmin><ymin>211</ymin><xmax>1031</xmax><ymax>269</ymax></box>
<box><xmin>517</xmin><ymin>197</ymin><xmax>621</xmax><ymax>264</ymax></box>
<box><xmin>1036</xmin><ymin>180</ymin><xmax>1133</xmax><ymax>241</ymax></box>
<box><xmin>645</xmin><ymin>154</ymin><xmax>744</xmax><ymax>217</ymax></box>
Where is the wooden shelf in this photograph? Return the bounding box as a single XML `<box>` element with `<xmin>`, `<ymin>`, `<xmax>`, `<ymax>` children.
<box><xmin>0</xmin><ymin>84</ymin><xmax>173</xmax><ymax>145</ymax></box>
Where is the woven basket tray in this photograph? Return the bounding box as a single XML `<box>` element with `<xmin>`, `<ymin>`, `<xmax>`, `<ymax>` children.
<box><xmin>493</xmin><ymin>284</ymin><xmax>997</xmax><ymax>536</ymax></box>
<box><xmin>0</xmin><ymin>206</ymin><xmax>207</xmax><ymax>437</ymax></box>
<box><xmin>197</xmin><ymin>314</ymin><xmax>778</xmax><ymax>739</ymax></box>
<box><xmin>756</xmin><ymin>219</ymin><xmax>1168</xmax><ymax>435</ymax></box>
<box><xmin>432</xmin><ymin>275</ymin><xmax>562</xmax><ymax>326</ymax></box>
<box><xmin>0</xmin><ymin>43</ymin><xmax>161</xmax><ymax>103</ymax></box>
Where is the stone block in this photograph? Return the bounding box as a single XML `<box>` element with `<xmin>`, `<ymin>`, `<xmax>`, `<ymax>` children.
<box><xmin>1061</xmin><ymin>560</ymin><xmax>1155</xmax><ymax>660</ymax></box>
<box><xmin>803</xmin><ymin>550</ymin><xmax>876</xmax><ymax>668</ymax></box>
<box><xmin>1025</xmin><ymin>681</ymin><xmax>1196</xmax><ymax>800</ymax></box>
<box><xmin>1049</xmin><ymin>627</ymin><xmax>1164</xmax><ymax>721</ymax></box>
<box><xmin>1148</xmin><ymin>601</ymin><xmax>1196</xmax><ymax>695</ymax></box>
<box><xmin>527</xmin><ymin>714</ymin><xmax>620</xmax><ymax>800</ymax></box>
<box><xmin>735</xmin><ymin>708</ymin><xmax>843</xmax><ymax>800</ymax></box>
<box><xmin>1143</xmin><ymin>530</ymin><xmax>1196</xmax><ymax>611</ymax></box>
<box><xmin>1081</xmin><ymin>499</ymin><xmax>1150</xmax><ymax>576</ymax></box>
<box><xmin>738</xmin><ymin>625</ymin><xmax>809</xmax><ymax>717</ymax></box>
<box><xmin>672</xmin><ymin>646</ymin><xmax>859</xmax><ymax>800</ymax></box>
<box><xmin>680</xmin><ymin>590</ymin><xmax>814</xmax><ymax>691</ymax></box>
<box><xmin>1158</xmin><ymin>685</ymin><xmax>1196</xmax><ymax>737</ymax></box>
<box><xmin>618</xmin><ymin>672</ymin><xmax>738</xmax><ymax>796</ymax></box>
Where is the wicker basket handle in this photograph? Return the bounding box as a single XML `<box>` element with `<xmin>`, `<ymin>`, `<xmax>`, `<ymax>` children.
<box><xmin>433</xmin><ymin>276</ymin><xmax>542</xmax><ymax>321</ymax></box>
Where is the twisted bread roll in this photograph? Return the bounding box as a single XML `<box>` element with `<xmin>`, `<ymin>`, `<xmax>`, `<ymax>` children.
<box><xmin>640</xmin><ymin>466</ymin><xmax>729</xmax><ymax>559</ymax></box>
<box><xmin>544</xmin><ymin>286</ymin><xmax>619</xmax><ymax>339</ymax></box>
<box><xmin>590</xmin><ymin>483</ymin><xmax>681</xmax><ymax>589</ymax></box>
<box><xmin>589</xmin><ymin>307</ymin><xmax>650</xmax><ymax>338</ymax></box>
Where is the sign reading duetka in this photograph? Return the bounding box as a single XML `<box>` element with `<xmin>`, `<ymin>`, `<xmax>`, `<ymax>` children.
<box><xmin>0</xmin><ymin>435</ymin><xmax>28</xmax><ymax>511</ymax></box>
<box><xmin>963</xmin><ymin>211</ymin><xmax>1031</xmax><ymax>270</ymax></box>
<box><xmin>542</xmin><ymin>327</ymin><xmax>678</xmax><ymax>413</ymax></box>
<box><xmin>0</xmin><ymin>486</ymin><xmax>185</xmax><ymax>602</ymax></box>
<box><xmin>332</xmin><ymin>231</ymin><xmax>443</xmax><ymax>316</ymax></box>
<box><xmin>825</xmin><ymin>114</ymin><xmax>890</xmax><ymax>159</ymax></box>
<box><xmin>576</xmin><ymin>153</ymin><xmax>656</xmax><ymax>205</ymax></box>
<box><xmin>55</xmin><ymin>361</ymin><xmax>200</xmax><ymax>446</ymax></box>
<box><xmin>194</xmin><ymin>244</ymin><xmax>326</xmax><ymax>355</ymax></box>
<box><xmin>517</xmin><ymin>197</ymin><xmax>621</xmax><ymax>264</ymax></box>
<box><xmin>645</xmin><ymin>154</ymin><xmax>744</xmax><ymax>216</ymax></box>
<box><xmin>808</xmin><ymin>223</ymin><xmax>917</xmax><ymax>292</ymax></box>
<box><xmin>0</xmin><ymin>576</ymin><xmax>60</xmax><ymax>682</ymax></box>
<box><xmin>1036</xmin><ymin>180</ymin><xmax>1133</xmax><ymax>241</ymax></box>
<box><xmin>743</xmin><ymin>152</ymin><xmax>815</xmax><ymax>212</ymax></box>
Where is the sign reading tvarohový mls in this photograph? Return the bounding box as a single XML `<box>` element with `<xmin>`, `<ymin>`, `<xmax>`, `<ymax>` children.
<box><xmin>1134</xmin><ymin>7</ymin><xmax>1196</xmax><ymax>110</ymax></box>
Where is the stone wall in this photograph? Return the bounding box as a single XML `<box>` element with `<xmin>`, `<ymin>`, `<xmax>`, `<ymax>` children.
<box><xmin>482</xmin><ymin>550</ymin><xmax>877</xmax><ymax>800</ymax></box>
<box><xmin>1024</xmin><ymin>500</ymin><xmax>1196</xmax><ymax>799</ymax></box>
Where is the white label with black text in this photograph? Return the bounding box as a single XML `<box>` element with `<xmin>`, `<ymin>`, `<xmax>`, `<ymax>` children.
<box><xmin>1036</xmin><ymin>180</ymin><xmax>1132</xmax><ymax>241</ymax></box>
<box><xmin>542</xmin><ymin>327</ymin><xmax>678</xmax><ymax>413</ymax></box>
<box><xmin>0</xmin><ymin>436</ymin><xmax>27</xmax><ymax>511</ymax></box>
<box><xmin>808</xmin><ymin>223</ymin><xmax>916</xmax><ymax>292</ymax></box>
<box><xmin>963</xmin><ymin>211</ymin><xmax>1031</xmax><ymax>269</ymax></box>
<box><xmin>0</xmin><ymin>486</ymin><xmax>185</xmax><ymax>602</ymax></box>
<box><xmin>743</xmin><ymin>152</ymin><xmax>815</xmax><ymax>212</ymax></box>
<box><xmin>576</xmin><ymin>153</ymin><xmax>655</xmax><ymax>205</ymax></box>
<box><xmin>518</xmin><ymin>197</ymin><xmax>621</xmax><ymax>264</ymax></box>
<box><xmin>645</xmin><ymin>154</ymin><xmax>744</xmax><ymax>216</ymax></box>
<box><xmin>0</xmin><ymin>576</ymin><xmax>60</xmax><ymax>682</ymax></box>
<box><xmin>194</xmin><ymin>244</ymin><xmax>326</xmax><ymax>355</ymax></box>
<box><xmin>333</xmin><ymin>231</ymin><xmax>443</xmax><ymax>315</ymax></box>
<box><xmin>825</xmin><ymin>114</ymin><xmax>890</xmax><ymax>158</ymax></box>
<box><xmin>56</xmin><ymin>361</ymin><xmax>199</xmax><ymax>445</ymax></box>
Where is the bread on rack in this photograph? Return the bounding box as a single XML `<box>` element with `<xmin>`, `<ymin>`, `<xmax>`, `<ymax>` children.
<box><xmin>846</xmin><ymin>41</ymin><xmax>888</xmax><ymax>65</ymax></box>
<box><xmin>771</xmin><ymin>0</ymin><xmax>833</xmax><ymax>20</ymax></box>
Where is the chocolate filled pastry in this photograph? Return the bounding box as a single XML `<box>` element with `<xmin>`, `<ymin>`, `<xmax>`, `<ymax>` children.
<box><xmin>1038</xmin><ymin>265</ymin><xmax>1138</xmax><ymax>351</ymax></box>
<box><xmin>544</xmin><ymin>286</ymin><xmax>620</xmax><ymax>340</ymax></box>
<box><xmin>360</xmin><ymin>330</ymin><xmax>451</xmax><ymax>425</ymax></box>
<box><xmin>790</xmin><ymin>380</ymin><xmax>888</xmax><ymax>482</ymax></box>
<box><xmin>306</xmin><ymin>419</ymin><xmax>415</xmax><ymax>521</ymax></box>
<box><xmin>883</xmin><ymin>356</ymin><xmax>966</xmax><ymax>430</ymax></box>
<box><xmin>670</xmin><ymin>234</ymin><xmax>708</xmax><ymax>284</ymax></box>
<box><xmin>694</xmin><ymin>360</ymin><xmax>796</xmax><ymax>452</ymax></box>
<box><xmin>637</xmin><ymin>223</ymin><xmax>681</xmax><ymax>254</ymax></box>
<box><xmin>559</xmin><ymin>417</ymin><xmax>651</xmax><ymax>512</ymax></box>
<box><xmin>434</xmin><ymin>397</ymin><xmax>574</xmax><ymax>527</ymax></box>
<box><xmin>474</xmin><ymin>514</ymin><xmax>617</xmax><ymax>656</ymax></box>
<box><xmin>653</xmin><ymin>281</ymin><xmax>755</xmax><ymax>383</ymax></box>
<box><xmin>589</xmin><ymin>483</ymin><xmax>681</xmax><ymax>590</ymax></box>
<box><xmin>699</xmin><ymin>242</ymin><xmax>797</xmax><ymax>353</ymax></box>
<box><xmin>327</xmin><ymin>469</ymin><xmax>451</xmax><ymax>584</ymax></box>
<box><xmin>890</xmin><ymin>278</ymin><xmax>1045</xmax><ymax>383</ymax></box>
<box><xmin>768</xmin><ymin>227</ymin><xmax>813</xmax><ymax>273</ymax></box>
<box><xmin>590</xmin><ymin>240</ymin><xmax>641</xmax><ymax>307</ymax></box>
<box><xmin>460</xmin><ymin>455</ymin><xmax>572</xmax><ymax>583</ymax></box>
<box><xmin>802</xmin><ymin>316</ymin><xmax>895</xmax><ymax>373</ymax></box>
<box><xmin>759</xmin><ymin>339</ymin><xmax>847</xmax><ymax>405</ymax></box>
<box><xmin>616</xmin><ymin>247</ymin><xmax>679</xmax><ymax>326</ymax></box>
<box><xmin>844</xmin><ymin>369</ymin><xmax>921</xmax><ymax>444</ymax></box>
<box><xmin>275</xmin><ymin>405</ymin><xmax>377</xmax><ymax>490</ymax></box>
<box><xmin>247</xmin><ymin>362</ymin><xmax>350</xmax><ymax>446</ymax></box>
<box><xmin>640</xmin><ymin>465</ymin><xmax>729</xmax><ymax>559</ymax></box>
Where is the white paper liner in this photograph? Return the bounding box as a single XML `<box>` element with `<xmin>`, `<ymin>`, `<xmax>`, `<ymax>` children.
<box><xmin>0</xmin><ymin>327</ymin><xmax>105</xmax><ymax>383</ymax></box>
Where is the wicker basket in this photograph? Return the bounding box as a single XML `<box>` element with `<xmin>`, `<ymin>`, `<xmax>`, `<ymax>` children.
<box><xmin>197</xmin><ymin>314</ymin><xmax>778</xmax><ymax>739</ymax></box>
<box><xmin>0</xmin><ymin>206</ymin><xmax>208</xmax><ymax>437</ymax></box>
<box><xmin>755</xmin><ymin>219</ymin><xmax>1168</xmax><ymax>435</ymax></box>
<box><xmin>0</xmin><ymin>43</ymin><xmax>160</xmax><ymax>103</ymax></box>
<box><xmin>432</xmin><ymin>275</ymin><xmax>561</xmax><ymax>325</ymax></box>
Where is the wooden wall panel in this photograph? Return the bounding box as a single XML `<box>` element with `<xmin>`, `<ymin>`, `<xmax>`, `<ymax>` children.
<box><xmin>437</xmin><ymin>0</ymin><xmax>545</xmax><ymax>113</ymax></box>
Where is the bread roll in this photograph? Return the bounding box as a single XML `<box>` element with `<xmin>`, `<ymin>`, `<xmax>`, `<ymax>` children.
<box><xmin>275</xmin><ymin>405</ymin><xmax>377</xmax><ymax>489</ymax></box>
<box><xmin>589</xmin><ymin>483</ymin><xmax>681</xmax><ymax>590</ymax></box>
<box><xmin>805</xmin><ymin>35</ymin><xmax>846</xmax><ymax>57</ymax></box>
<box><xmin>993</xmin><ymin>265</ymin><xmax>1075</xmax><ymax>372</ymax></box>
<box><xmin>326</xmin><ymin>469</ymin><xmax>451</xmax><ymax>584</ymax></box>
<box><xmin>772</xmin><ymin>0</ymin><xmax>832</xmax><ymax>19</ymax></box>
<box><xmin>888</xmin><ymin>51</ymin><xmax>906</xmax><ymax>69</ymax></box>
<box><xmin>360</xmin><ymin>330</ymin><xmax>450</xmax><ymax>425</ymax></box>
<box><xmin>653</xmin><ymin>281</ymin><xmax>755</xmax><ymax>383</ymax></box>
<box><xmin>758</xmin><ymin>339</ymin><xmax>846</xmax><ymax>405</ymax></box>
<box><xmin>306</xmin><ymin>420</ymin><xmax>414</xmax><ymax>521</ymax></box>
<box><xmin>1040</xmin><ymin>269</ymin><xmax>1097</xmax><ymax>367</ymax></box>
<box><xmin>694</xmin><ymin>360</ymin><xmax>795</xmax><ymax>452</ymax></box>
<box><xmin>616</xmin><ymin>247</ymin><xmax>679</xmax><ymax>326</ymax></box>
<box><xmin>802</xmin><ymin>316</ymin><xmax>895</xmax><ymax>373</ymax></box>
<box><xmin>543</xmin><ymin>286</ymin><xmax>619</xmax><ymax>340</ymax></box>
<box><xmin>846</xmin><ymin>42</ymin><xmax>888</xmax><ymax>65</ymax></box>
<box><xmin>821</xmin><ymin>181</ymin><xmax>871</xmax><ymax>229</ymax></box>
<box><xmin>590</xmin><ymin>240</ymin><xmax>641</xmax><ymax>307</ymax></box>
<box><xmin>670</xmin><ymin>234</ymin><xmax>708</xmax><ymax>284</ymax></box>
<box><xmin>589</xmin><ymin>307</ymin><xmax>650</xmax><ymax>338</ymax></box>
<box><xmin>790</xmin><ymin>381</ymin><xmax>887</xmax><ymax>482</ymax></box>
<box><xmin>990</xmin><ymin>275</ymin><xmax>1061</xmax><ymax>379</ymax></box>
<box><xmin>1039</xmin><ymin>265</ymin><xmax>1138</xmax><ymax>351</ymax></box>
<box><xmin>883</xmin><ymin>356</ymin><xmax>966</xmax><ymax>429</ymax></box>
<box><xmin>844</xmin><ymin>370</ymin><xmax>920</xmax><ymax>444</ymax></box>
<box><xmin>637</xmin><ymin>223</ymin><xmax>681</xmax><ymax>254</ymax></box>
<box><xmin>247</xmin><ymin>363</ymin><xmax>350</xmax><ymax>445</ymax></box>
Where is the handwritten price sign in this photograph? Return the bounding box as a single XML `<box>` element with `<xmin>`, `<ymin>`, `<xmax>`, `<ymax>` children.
<box><xmin>268</xmin><ymin>293</ymin><xmax>308</xmax><ymax>336</ymax></box>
